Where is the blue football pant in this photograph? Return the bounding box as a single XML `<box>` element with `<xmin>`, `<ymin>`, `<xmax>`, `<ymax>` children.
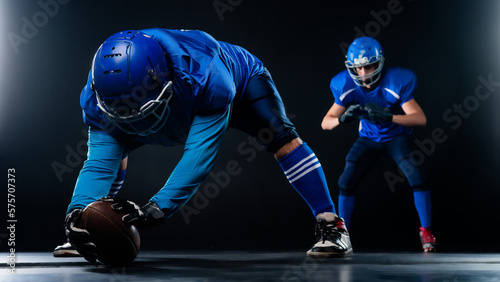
<box><xmin>339</xmin><ymin>135</ymin><xmax>429</xmax><ymax>193</ymax></box>
<box><xmin>229</xmin><ymin>68</ymin><xmax>298</xmax><ymax>153</ymax></box>
<box><xmin>338</xmin><ymin>135</ymin><xmax>432</xmax><ymax>228</ymax></box>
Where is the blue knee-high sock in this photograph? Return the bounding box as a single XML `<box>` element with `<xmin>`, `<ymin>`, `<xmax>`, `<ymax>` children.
<box><xmin>277</xmin><ymin>143</ymin><xmax>335</xmax><ymax>216</ymax></box>
<box><xmin>108</xmin><ymin>169</ymin><xmax>126</xmax><ymax>198</ymax></box>
<box><xmin>338</xmin><ymin>194</ymin><xmax>355</xmax><ymax>229</ymax></box>
<box><xmin>413</xmin><ymin>190</ymin><xmax>432</xmax><ymax>228</ymax></box>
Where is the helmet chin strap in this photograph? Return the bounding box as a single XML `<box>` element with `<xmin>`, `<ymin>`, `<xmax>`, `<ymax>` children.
<box><xmin>148</xmin><ymin>69</ymin><xmax>163</xmax><ymax>87</ymax></box>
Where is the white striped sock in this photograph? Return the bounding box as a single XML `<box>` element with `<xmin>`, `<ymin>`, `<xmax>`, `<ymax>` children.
<box><xmin>284</xmin><ymin>154</ymin><xmax>321</xmax><ymax>183</ymax></box>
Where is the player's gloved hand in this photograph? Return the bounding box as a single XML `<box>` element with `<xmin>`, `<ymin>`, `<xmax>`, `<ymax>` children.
<box><xmin>94</xmin><ymin>196</ymin><xmax>117</xmax><ymax>203</ymax></box>
<box><xmin>64</xmin><ymin>208</ymin><xmax>98</xmax><ymax>263</ymax></box>
<box><xmin>112</xmin><ymin>200</ymin><xmax>165</xmax><ymax>228</ymax></box>
<box><xmin>364</xmin><ymin>103</ymin><xmax>393</xmax><ymax>124</ymax></box>
<box><xmin>338</xmin><ymin>104</ymin><xmax>367</xmax><ymax>124</ymax></box>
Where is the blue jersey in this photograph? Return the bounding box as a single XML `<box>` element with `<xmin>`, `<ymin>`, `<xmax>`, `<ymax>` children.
<box><xmin>70</xmin><ymin>29</ymin><xmax>266</xmax><ymax>215</ymax></box>
<box><xmin>330</xmin><ymin>67</ymin><xmax>416</xmax><ymax>142</ymax></box>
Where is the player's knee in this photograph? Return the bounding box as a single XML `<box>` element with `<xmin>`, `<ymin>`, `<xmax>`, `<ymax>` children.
<box><xmin>406</xmin><ymin>170</ymin><xmax>428</xmax><ymax>189</ymax></box>
<box><xmin>338</xmin><ymin>175</ymin><xmax>357</xmax><ymax>196</ymax></box>
<box><xmin>270</xmin><ymin>130</ymin><xmax>300</xmax><ymax>156</ymax></box>
<box><xmin>411</xmin><ymin>183</ymin><xmax>430</xmax><ymax>192</ymax></box>
<box><xmin>339</xmin><ymin>186</ymin><xmax>356</xmax><ymax>197</ymax></box>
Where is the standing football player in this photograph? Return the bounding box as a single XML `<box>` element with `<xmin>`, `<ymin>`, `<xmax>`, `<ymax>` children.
<box><xmin>321</xmin><ymin>37</ymin><xmax>437</xmax><ymax>252</ymax></box>
<box><xmin>54</xmin><ymin>29</ymin><xmax>352</xmax><ymax>261</ymax></box>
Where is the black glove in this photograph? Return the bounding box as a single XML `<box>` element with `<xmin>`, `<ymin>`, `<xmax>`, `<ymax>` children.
<box><xmin>364</xmin><ymin>103</ymin><xmax>393</xmax><ymax>124</ymax></box>
<box><xmin>64</xmin><ymin>208</ymin><xmax>97</xmax><ymax>263</ymax></box>
<box><xmin>112</xmin><ymin>200</ymin><xmax>165</xmax><ymax>228</ymax></box>
<box><xmin>338</xmin><ymin>104</ymin><xmax>367</xmax><ymax>124</ymax></box>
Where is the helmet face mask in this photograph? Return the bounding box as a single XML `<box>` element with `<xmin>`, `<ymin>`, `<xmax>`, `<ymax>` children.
<box><xmin>91</xmin><ymin>30</ymin><xmax>172</xmax><ymax>136</ymax></box>
<box><xmin>344</xmin><ymin>37</ymin><xmax>384</xmax><ymax>87</ymax></box>
<box><xmin>96</xmin><ymin>81</ymin><xmax>173</xmax><ymax>136</ymax></box>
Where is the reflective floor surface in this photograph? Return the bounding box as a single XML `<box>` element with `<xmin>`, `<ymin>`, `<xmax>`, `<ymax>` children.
<box><xmin>2</xmin><ymin>251</ymin><xmax>500</xmax><ymax>281</ymax></box>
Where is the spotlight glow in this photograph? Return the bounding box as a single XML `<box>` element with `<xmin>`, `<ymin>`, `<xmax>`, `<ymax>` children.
<box><xmin>0</xmin><ymin>1</ymin><xmax>5</xmax><ymax>132</ymax></box>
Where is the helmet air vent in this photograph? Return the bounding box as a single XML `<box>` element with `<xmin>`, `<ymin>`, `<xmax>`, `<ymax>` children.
<box><xmin>104</xmin><ymin>53</ymin><xmax>122</xmax><ymax>59</ymax></box>
<box><xmin>103</xmin><ymin>69</ymin><xmax>122</xmax><ymax>76</ymax></box>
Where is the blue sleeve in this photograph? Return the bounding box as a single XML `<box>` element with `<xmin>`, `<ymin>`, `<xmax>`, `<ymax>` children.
<box><xmin>67</xmin><ymin>129</ymin><xmax>125</xmax><ymax>213</ymax></box>
<box><xmin>399</xmin><ymin>70</ymin><xmax>417</xmax><ymax>106</ymax></box>
<box><xmin>330</xmin><ymin>74</ymin><xmax>347</xmax><ymax>107</ymax></box>
<box><xmin>150</xmin><ymin>105</ymin><xmax>231</xmax><ymax>217</ymax></box>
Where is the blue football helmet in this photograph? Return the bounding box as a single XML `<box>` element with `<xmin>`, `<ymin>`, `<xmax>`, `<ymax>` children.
<box><xmin>345</xmin><ymin>36</ymin><xmax>384</xmax><ymax>87</ymax></box>
<box><xmin>92</xmin><ymin>30</ymin><xmax>172</xmax><ymax>136</ymax></box>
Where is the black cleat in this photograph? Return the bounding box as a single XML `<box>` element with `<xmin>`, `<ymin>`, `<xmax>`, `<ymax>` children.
<box><xmin>53</xmin><ymin>241</ymin><xmax>81</xmax><ymax>257</ymax></box>
<box><xmin>307</xmin><ymin>213</ymin><xmax>353</xmax><ymax>257</ymax></box>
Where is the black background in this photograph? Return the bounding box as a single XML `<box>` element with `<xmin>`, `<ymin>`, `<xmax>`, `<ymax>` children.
<box><xmin>1</xmin><ymin>0</ymin><xmax>499</xmax><ymax>253</ymax></box>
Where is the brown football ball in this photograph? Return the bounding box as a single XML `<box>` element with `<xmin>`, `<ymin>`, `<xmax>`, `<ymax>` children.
<box><xmin>79</xmin><ymin>200</ymin><xmax>140</xmax><ymax>266</ymax></box>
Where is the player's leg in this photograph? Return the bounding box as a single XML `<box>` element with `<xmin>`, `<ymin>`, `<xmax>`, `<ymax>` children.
<box><xmin>108</xmin><ymin>155</ymin><xmax>128</xmax><ymax>198</ymax></box>
<box><xmin>386</xmin><ymin>135</ymin><xmax>437</xmax><ymax>252</ymax></box>
<box><xmin>274</xmin><ymin>136</ymin><xmax>355</xmax><ymax>257</ymax></box>
<box><xmin>274</xmin><ymin>137</ymin><xmax>334</xmax><ymax>217</ymax></box>
<box><xmin>232</xmin><ymin>69</ymin><xmax>335</xmax><ymax>217</ymax></box>
<box><xmin>231</xmin><ymin>68</ymin><xmax>351</xmax><ymax>257</ymax></box>
<box><xmin>338</xmin><ymin>137</ymin><xmax>384</xmax><ymax>228</ymax></box>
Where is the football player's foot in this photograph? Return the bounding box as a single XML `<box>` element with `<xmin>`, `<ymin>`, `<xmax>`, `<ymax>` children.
<box><xmin>307</xmin><ymin>212</ymin><xmax>353</xmax><ymax>257</ymax></box>
<box><xmin>419</xmin><ymin>227</ymin><xmax>437</xmax><ymax>252</ymax></box>
<box><xmin>53</xmin><ymin>241</ymin><xmax>81</xmax><ymax>257</ymax></box>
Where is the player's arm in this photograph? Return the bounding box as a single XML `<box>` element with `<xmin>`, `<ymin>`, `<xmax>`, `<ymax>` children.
<box><xmin>392</xmin><ymin>99</ymin><xmax>427</xmax><ymax>127</ymax></box>
<box><xmin>322</xmin><ymin>103</ymin><xmax>345</xmax><ymax>130</ymax></box>
<box><xmin>67</xmin><ymin>129</ymin><xmax>125</xmax><ymax>213</ymax></box>
<box><xmin>65</xmin><ymin>129</ymin><xmax>125</xmax><ymax>262</ymax></box>
<box><xmin>149</xmin><ymin>105</ymin><xmax>231</xmax><ymax>218</ymax></box>
<box><xmin>322</xmin><ymin>102</ymin><xmax>366</xmax><ymax>130</ymax></box>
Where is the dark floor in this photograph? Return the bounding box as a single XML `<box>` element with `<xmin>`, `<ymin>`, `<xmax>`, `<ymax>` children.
<box><xmin>2</xmin><ymin>251</ymin><xmax>500</xmax><ymax>281</ymax></box>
